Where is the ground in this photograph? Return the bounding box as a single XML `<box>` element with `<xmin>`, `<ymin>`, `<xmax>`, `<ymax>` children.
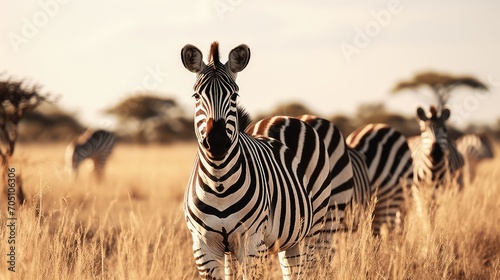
<box><xmin>0</xmin><ymin>142</ymin><xmax>499</xmax><ymax>279</ymax></box>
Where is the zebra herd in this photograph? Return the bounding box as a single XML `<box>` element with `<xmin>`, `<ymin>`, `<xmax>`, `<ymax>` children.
<box><xmin>61</xmin><ymin>41</ymin><xmax>494</xmax><ymax>280</ymax></box>
<box><xmin>180</xmin><ymin>42</ymin><xmax>495</xmax><ymax>279</ymax></box>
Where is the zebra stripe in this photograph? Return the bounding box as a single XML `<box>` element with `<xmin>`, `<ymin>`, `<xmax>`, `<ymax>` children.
<box><xmin>248</xmin><ymin>115</ymin><xmax>349</xmax><ymax>253</ymax></box>
<box><xmin>408</xmin><ymin>106</ymin><xmax>464</xmax><ymax>190</ymax></box>
<box><xmin>182</xmin><ymin>42</ymin><xmax>332</xmax><ymax>279</ymax></box>
<box><xmin>346</xmin><ymin>123</ymin><xmax>413</xmax><ymax>233</ymax></box>
<box><xmin>65</xmin><ymin>129</ymin><xmax>116</xmax><ymax>181</ymax></box>
<box><xmin>257</xmin><ymin>115</ymin><xmax>407</xmax><ymax>235</ymax></box>
<box><xmin>346</xmin><ymin>148</ymin><xmax>372</xmax><ymax>210</ymax></box>
<box><xmin>456</xmin><ymin>133</ymin><xmax>494</xmax><ymax>182</ymax></box>
<box><xmin>296</xmin><ymin>115</ymin><xmax>357</xmax><ymax>209</ymax></box>
<box><xmin>295</xmin><ymin>115</ymin><xmax>365</xmax><ymax>233</ymax></box>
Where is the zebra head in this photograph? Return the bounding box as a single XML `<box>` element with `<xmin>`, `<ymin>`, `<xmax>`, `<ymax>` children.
<box><xmin>416</xmin><ymin>106</ymin><xmax>451</xmax><ymax>163</ymax></box>
<box><xmin>477</xmin><ymin>133</ymin><xmax>494</xmax><ymax>159</ymax></box>
<box><xmin>181</xmin><ymin>42</ymin><xmax>250</xmax><ymax>160</ymax></box>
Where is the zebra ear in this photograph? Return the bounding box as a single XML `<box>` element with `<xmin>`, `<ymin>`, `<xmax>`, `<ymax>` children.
<box><xmin>416</xmin><ymin>107</ymin><xmax>428</xmax><ymax>121</ymax></box>
<box><xmin>441</xmin><ymin>108</ymin><xmax>451</xmax><ymax>121</ymax></box>
<box><xmin>227</xmin><ymin>44</ymin><xmax>250</xmax><ymax>73</ymax></box>
<box><xmin>181</xmin><ymin>44</ymin><xmax>206</xmax><ymax>73</ymax></box>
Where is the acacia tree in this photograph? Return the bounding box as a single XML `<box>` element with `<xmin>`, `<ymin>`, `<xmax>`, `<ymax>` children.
<box><xmin>105</xmin><ymin>93</ymin><xmax>192</xmax><ymax>143</ymax></box>
<box><xmin>0</xmin><ymin>76</ymin><xmax>49</xmax><ymax>204</ymax></box>
<box><xmin>0</xmin><ymin>77</ymin><xmax>49</xmax><ymax>164</ymax></box>
<box><xmin>391</xmin><ymin>71</ymin><xmax>488</xmax><ymax>107</ymax></box>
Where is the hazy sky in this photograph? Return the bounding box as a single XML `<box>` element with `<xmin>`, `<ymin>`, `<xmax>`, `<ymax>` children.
<box><xmin>2</xmin><ymin>0</ymin><xmax>500</xmax><ymax>129</ymax></box>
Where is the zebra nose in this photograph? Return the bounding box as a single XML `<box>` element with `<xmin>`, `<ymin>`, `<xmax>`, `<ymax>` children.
<box><xmin>202</xmin><ymin>137</ymin><xmax>211</xmax><ymax>150</ymax></box>
<box><xmin>430</xmin><ymin>142</ymin><xmax>444</xmax><ymax>162</ymax></box>
<box><xmin>204</xmin><ymin>119</ymin><xmax>230</xmax><ymax>158</ymax></box>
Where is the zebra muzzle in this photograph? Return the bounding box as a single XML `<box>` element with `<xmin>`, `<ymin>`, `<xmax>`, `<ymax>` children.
<box><xmin>203</xmin><ymin>119</ymin><xmax>231</xmax><ymax>159</ymax></box>
<box><xmin>430</xmin><ymin>142</ymin><xmax>444</xmax><ymax>163</ymax></box>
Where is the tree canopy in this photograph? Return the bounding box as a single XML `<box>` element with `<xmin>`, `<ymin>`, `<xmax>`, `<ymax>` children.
<box><xmin>19</xmin><ymin>102</ymin><xmax>84</xmax><ymax>142</ymax></box>
<box><xmin>105</xmin><ymin>94</ymin><xmax>181</xmax><ymax>121</ymax></box>
<box><xmin>0</xmin><ymin>76</ymin><xmax>50</xmax><ymax>163</ymax></box>
<box><xmin>391</xmin><ymin>71</ymin><xmax>488</xmax><ymax>106</ymax></box>
<box><xmin>105</xmin><ymin>93</ymin><xmax>193</xmax><ymax>143</ymax></box>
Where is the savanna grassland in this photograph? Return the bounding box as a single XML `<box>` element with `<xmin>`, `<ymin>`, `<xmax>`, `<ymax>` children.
<box><xmin>1</xmin><ymin>142</ymin><xmax>499</xmax><ymax>279</ymax></box>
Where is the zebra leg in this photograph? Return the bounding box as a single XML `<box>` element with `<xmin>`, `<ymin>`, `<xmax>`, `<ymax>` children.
<box><xmin>278</xmin><ymin>236</ymin><xmax>316</xmax><ymax>280</ymax></box>
<box><xmin>314</xmin><ymin>207</ymin><xmax>344</xmax><ymax>263</ymax></box>
<box><xmin>456</xmin><ymin>172</ymin><xmax>464</xmax><ymax>191</ymax></box>
<box><xmin>192</xmin><ymin>239</ymin><xmax>225</xmax><ymax>280</ymax></box>
<box><xmin>234</xmin><ymin>233</ymin><xmax>267</xmax><ymax>280</ymax></box>
<box><xmin>93</xmin><ymin>159</ymin><xmax>107</xmax><ymax>182</ymax></box>
<box><xmin>372</xmin><ymin>183</ymin><xmax>405</xmax><ymax>235</ymax></box>
<box><xmin>224</xmin><ymin>253</ymin><xmax>238</xmax><ymax>279</ymax></box>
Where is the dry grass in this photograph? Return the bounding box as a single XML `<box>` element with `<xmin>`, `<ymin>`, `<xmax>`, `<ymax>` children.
<box><xmin>1</xmin><ymin>142</ymin><xmax>499</xmax><ymax>279</ymax></box>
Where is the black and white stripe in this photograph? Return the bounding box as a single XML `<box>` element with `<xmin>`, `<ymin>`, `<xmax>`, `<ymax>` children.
<box><xmin>248</xmin><ymin>115</ymin><xmax>353</xmax><ymax>251</ymax></box>
<box><xmin>456</xmin><ymin>133</ymin><xmax>494</xmax><ymax>182</ymax></box>
<box><xmin>181</xmin><ymin>42</ymin><xmax>332</xmax><ymax>279</ymax></box>
<box><xmin>346</xmin><ymin>123</ymin><xmax>414</xmax><ymax>233</ymax></box>
<box><xmin>263</xmin><ymin>115</ymin><xmax>407</xmax><ymax>235</ymax></box>
<box><xmin>408</xmin><ymin>106</ymin><xmax>464</xmax><ymax>190</ymax></box>
<box><xmin>65</xmin><ymin>129</ymin><xmax>116</xmax><ymax>181</ymax></box>
<box><xmin>295</xmin><ymin>116</ymin><xmax>365</xmax><ymax>229</ymax></box>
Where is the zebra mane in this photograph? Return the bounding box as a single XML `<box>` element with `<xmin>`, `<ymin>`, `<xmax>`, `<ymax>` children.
<box><xmin>429</xmin><ymin>106</ymin><xmax>438</xmax><ymax>119</ymax></box>
<box><xmin>209</xmin><ymin>41</ymin><xmax>220</xmax><ymax>69</ymax></box>
<box><xmin>237</xmin><ymin>106</ymin><xmax>252</xmax><ymax>132</ymax></box>
<box><xmin>74</xmin><ymin>129</ymin><xmax>96</xmax><ymax>145</ymax></box>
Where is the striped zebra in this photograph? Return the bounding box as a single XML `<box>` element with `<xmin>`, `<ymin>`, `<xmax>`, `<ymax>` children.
<box><xmin>65</xmin><ymin>129</ymin><xmax>116</xmax><ymax>181</ymax></box>
<box><xmin>247</xmin><ymin>115</ymin><xmax>354</xmax><ymax>248</ymax></box>
<box><xmin>181</xmin><ymin>42</ymin><xmax>333</xmax><ymax>279</ymax></box>
<box><xmin>456</xmin><ymin>133</ymin><xmax>494</xmax><ymax>182</ymax></box>
<box><xmin>346</xmin><ymin>123</ymin><xmax>414</xmax><ymax>233</ymax></box>
<box><xmin>408</xmin><ymin>106</ymin><xmax>465</xmax><ymax>190</ymax></box>
<box><xmin>251</xmin><ymin>115</ymin><xmax>411</xmax><ymax>235</ymax></box>
<box><xmin>293</xmin><ymin>116</ymin><xmax>369</xmax><ymax>232</ymax></box>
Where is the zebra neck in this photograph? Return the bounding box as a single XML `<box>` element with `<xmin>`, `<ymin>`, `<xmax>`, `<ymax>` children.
<box><xmin>197</xmin><ymin>143</ymin><xmax>243</xmax><ymax>193</ymax></box>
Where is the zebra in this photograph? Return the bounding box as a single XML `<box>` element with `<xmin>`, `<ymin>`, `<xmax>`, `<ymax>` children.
<box><xmin>407</xmin><ymin>106</ymin><xmax>465</xmax><ymax>190</ymax></box>
<box><xmin>181</xmin><ymin>42</ymin><xmax>334</xmax><ymax>279</ymax></box>
<box><xmin>407</xmin><ymin>106</ymin><xmax>465</xmax><ymax>223</ymax></box>
<box><xmin>247</xmin><ymin>115</ymin><xmax>354</xmax><ymax>249</ymax></box>
<box><xmin>65</xmin><ymin>129</ymin><xmax>116</xmax><ymax>181</ymax></box>
<box><xmin>346</xmin><ymin>123</ymin><xmax>414</xmax><ymax>233</ymax></box>
<box><xmin>456</xmin><ymin>133</ymin><xmax>494</xmax><ymax>183</ymax></box>
<box><xmin>250</xmin><ymin>114</ymin><xmax>411</xmax><ymax>235</ymax></box>
<box><xmin>292</xmin><ymin>116</ymin><xmax>368</xmax><ymax>233</ymax></box>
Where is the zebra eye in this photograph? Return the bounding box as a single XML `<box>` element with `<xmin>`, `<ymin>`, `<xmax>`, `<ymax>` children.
<box><xmin>192</xmin><ymin>93</ymin><xmax>201</xmax><ymax>100</ymax></box>
<box><xmin>231</xmin><ymin>92</ymin><xmax>239</xmax><ymax>100</ymax></box>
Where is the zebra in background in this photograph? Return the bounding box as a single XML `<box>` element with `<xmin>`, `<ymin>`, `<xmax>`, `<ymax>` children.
<box><xmin>407</xmin><ymin>106</ymin><xmax>465</xmax><ymax>223</ymax></box>
<box><xmin>346</xmin><ymin>123</ymin><xmax>414</xmax><ymax>234</ymax></box>
<box><xmin>65</xmin><ymin>129</ymin><xmax>116</xmax><ymax>181</ymax></box>
<box><xmin>253</xmin><ymin>114</ymin><xmax>411</xmax><ymax>235</ymax></box>
<box><xmin>181</xmin><ymin>42</ymin><xmax>334</xmax><ymax>279</ymax></box>
<box><xmin>456</xmin><ymin>133</ymin><xmax>494</xmax><ymax>183</ymax></box>
<box><xmin>408</xmin><ymin>106</ymin><xmax>464</xmax><ymax>190</ymax></box>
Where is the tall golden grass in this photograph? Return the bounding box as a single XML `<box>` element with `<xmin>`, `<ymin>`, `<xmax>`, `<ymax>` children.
<box><xmin>1</xmin><ymin>142</ymin><xmax>499</xmax><ymax>279</ymax></box>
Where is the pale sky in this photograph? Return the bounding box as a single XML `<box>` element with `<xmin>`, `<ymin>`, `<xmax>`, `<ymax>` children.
<box><xmin>2</xmin><ymin>0</ymin><xmax>500</xmax><ymax>130</ymax></box>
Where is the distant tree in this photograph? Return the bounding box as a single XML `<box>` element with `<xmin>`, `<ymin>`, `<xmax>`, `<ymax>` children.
<box><xmin>105</xmin><ymin>93</ymin><xmax>181</xmax><ymax>121</ymax></box>
<box><xmin>355</xmin><ymin>103</ymin><xmax>388</xmax><ymax>124</ymax></box>
<box><xmin>19</xmin><ymin>102</ymin><xmax>85</xmax><ymax>142</ymax></box>
<box><xmin>329</xmin><ymin>114</ymin><xmax>357</xmax><ymax>136</ymax></box>
<box><xmin>105</xmin><ymin>93</ymin><xmax>193</xmax><ymax>143</ymax></box>
<box><xmin>353</xmin><ymin>102</ymin><xmax>421</xmax><ymax>137</ymax></box>
<box><xmin>0</xmin><ymin>75</ymin><xmax>50</xmax><ymax>204</ymax></box>
<box><xmin>391</xmin><ymin>71</ymin><xmax>488</xmax><ymax>107</ymax></box>
<box><xmin>255</xmin><ymin>101</ymin><xmax>317</xmax><ymax>121</ymax></box>
<box><xmin>0</xmin><ymin>76</ymin><xmax>49</xmax><ymax>164</ymax></box>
